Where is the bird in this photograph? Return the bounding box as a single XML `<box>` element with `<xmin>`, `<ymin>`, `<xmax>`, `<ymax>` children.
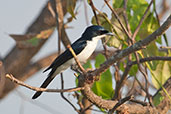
<box><xmin>32</xmin><ymin>25</ymin><xmax>114</xmax><ymax>99</ymax></box>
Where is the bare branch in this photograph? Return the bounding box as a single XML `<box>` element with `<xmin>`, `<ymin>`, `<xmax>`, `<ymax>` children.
<box><xmin>79</xmin><ymin>81</ymin><xmax>158</xmax><ymax>114</ymax></box>
<box><xmin>6</xmin><ymin>74</ymin><xmax>84</xmax><ymax>93</ymax></box>
<box><xmin>60</xmin><ymin>73</ymin><xmax>80</xmax><ymax>113</ymax></box>
<box><xmin>67</xmin><ymin>45</ymin><xmax>86</xmax><ymax>73</ymax></box>
<box><xmin>109</xmin><ymin>95</ymin><xmax>133</xmax><ymax>114</ymax></box>
<box><xmin>88</xmin><ymin>0</ymin><xmax>99</xmax><ymax>25</ymax></box>
<box><xmin>123</xmin><ymin>0</ymin><xmax>132</xmax><ymax>35</ymax></box>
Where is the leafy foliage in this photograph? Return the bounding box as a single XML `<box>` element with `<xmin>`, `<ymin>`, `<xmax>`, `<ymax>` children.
<box><xmin>151</xmin><ymin>61</ymin><xmax>171</xmax><ymax>89</ymax></box>
<box><xmin>66</xmin><ymin>0</ymin><xmax>77</xmax><ymax>19</ymax></box>
<box><xmin>92</xmin><ymin>54</ymin><xmax>114</xmax><ymax>99</ymax></box>
<box><xmin>112</xmin><ymin>0</ymin><xmax>170</xmax><ymax>89</ymax></box>
<box><xmin>75</xmin><ymin>0</ymin><xmax>170</xmax><ymax>108</ymax></box>
<box><xmin>153</xmin><ymin>92</ymin><xmax>164</xmax><ymax>106</ymax></box>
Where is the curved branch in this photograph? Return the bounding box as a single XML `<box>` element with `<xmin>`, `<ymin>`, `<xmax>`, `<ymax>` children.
<box><xmin>79</xmin><ymin>79</ymin><xmax>158</xmax><ymax>113</ymax></box>
<box><xmin>6</xmin><ymin>74</ymin><xmax>84</xmax><ymax>93</ymax></box>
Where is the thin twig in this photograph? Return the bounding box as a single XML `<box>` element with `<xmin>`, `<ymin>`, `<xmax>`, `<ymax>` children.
<box><xmin>60</xmin><ymin>74</ymin><xmax>80</xmax><ymax>113</ymax></box>
<box><xmin>67</xmin><ymin>45</ymin><xmax>86</xmax><ymax>73</ymax></box>
<box><xmin>74</xmin><ymin>92</ymin><xmax>84</xmax><ymax>110</ymax></box>
<box><xmin>160</xmin><ymin>46</ymin><xmax>171</xmax><ymax>49</ymax></box>
<box><xmin>48</xmin><ymin>1</ymin><xmax>55</xmax><ymax>18</ymax></box>
<box><xmin>132</xmin><ymin>0</ymin><xmax>154</xmax><ymax>41</ymax></box>
<box><xmin>114</xmin><ymin>56</ymin><xmax>171</xmax><ymax>100</ymax></box>
<box><xmin>123</xmin><ymin>0</ymin><xmax>132</xmax><ymax>35</ymax></box>
<box><xmin>81</xmin><ymin>104</ymin><xmax>93</xmax><ymax>113</ymax></box>
<box><xmin>130</xmin><ymin>99</ymin><xmax>148</xmax><ymax>106</ymax></box>
<box><xmin>132</xmin><ymin>56</ymin><xmax>171</xmax><ymax>64</ymax></box>
<box><xmin>88</xmin><ymin>0</ymin><xmax>109</xmax><ymax>58</ymax></box>
<box><xmin>88</xmin><ymin>0</ymin><xmax>99</xmax><ymax>25</ymax></box>
<box><xmin>113</xmin><ymin>61</ymin><xmax>132</xmax><ymax>100</ymax></box>
<box><xmin>6</xmin><ymin>74</ymin><xmax>84</xmax><ymax>93</ymax></box>
<box><xmin>113</xmin><ymin>63</ymin><xmax>121</xmax><ymax>100</ymax></box>
<box><xmin>153</xmin><ymin>0</ymin><xmax>169</xmax><ymax>46</ymax></box>
<box><xmin>134</xmin><ymin>52</ymin><xmax>153</xmax><ymax>106</ymax></box>
<box><xmin>109</xmin><ymin>95</ymin><xmax>133</xmax><ymax>114</ymax></box>
<box><xmin>104</xmin><ymin>0</ymin><xmax>132</xmax><ymax>41</ymax></box>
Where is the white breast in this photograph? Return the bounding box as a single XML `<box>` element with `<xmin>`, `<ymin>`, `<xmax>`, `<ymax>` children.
<box><xmin>77</xmin><ymin>38</ymin><xmax>99</xmax><ymax>62</ymax></box>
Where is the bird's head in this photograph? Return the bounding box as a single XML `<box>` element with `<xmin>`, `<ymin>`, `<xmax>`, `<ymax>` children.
<box><xmin>81</xmin><ymin>25</ymin><xmax>114</xmax><ymax>41</ymax></box>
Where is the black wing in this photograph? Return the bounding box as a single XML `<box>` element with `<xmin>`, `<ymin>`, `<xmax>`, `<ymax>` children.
<box><xmin>43</xmin><ymin>38</ymin><xmax>87</xmax><ymax>75</ymax></box>
<box><xmin>32</xmin><ymin>38</ymin><xmax>87</xmax><ymax>99</ymax></box>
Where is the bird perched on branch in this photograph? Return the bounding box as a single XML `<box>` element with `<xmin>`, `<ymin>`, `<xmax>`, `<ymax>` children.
<box><xmin>32</xmin><ymin>25</ymin><xmax>114</xmax><ymax>99</ymax></box>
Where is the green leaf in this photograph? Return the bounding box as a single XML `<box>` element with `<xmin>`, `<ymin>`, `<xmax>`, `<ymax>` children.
<box><xmin>110</xmin><ymin>11</ymin><xmax>127</xmax><ymax>47</ymax></box>
<box><xmin>142</xmin><ymin>42</ymin><xmax>161</xmax><ymax>70</ymax></box>
<box><xmin>106</xmin><ymin>36</ymin><xmax>121</xmax><ymax>48</ymax></box>
<box><xmin>153</xmin><ymin>92</ymin><xmax>164</xmax><ymax>106</ymax></box>
<box><xmin>113</xmin><ymin>0</ymin><xmax>124</xmax><ymax>8</ymax></box>
<box><xmin>83</xmin><ymin>60</ymin><xmax>92</xmax><ymax>69</ymax></box>
<box><xmin>151</xmin><ymin>61</ymin><xmax>171</xmax><ymax>89</ymax></box>
<box><xmin>91</xmin><ymin>54</ymin><xmax>114</xmax><ymax>99</ymax></box>
<box><xmin>127</xmin><ymin>0</ymin><xmax>148</xmax><ymax>33</ymax></box>
<box><xmin>66</xmin><ymin>0</ymin><xmax>76</xmax><ymax>19</ymax></box>
<box><xmin>138</xmin><ymin>12</ymin><xmax>161</xmax><ymax>42</ymax></box>
<box><xmin>129</xmin><ymin>65</ymin><xmax>138</xmax><ymax>76</ymax></box>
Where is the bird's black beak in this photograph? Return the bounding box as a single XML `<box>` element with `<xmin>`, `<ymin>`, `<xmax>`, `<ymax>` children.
<box><xmin>106</xmin><ymin>32</ymin><xmax>115</xmax><ymax>36</ymax></box>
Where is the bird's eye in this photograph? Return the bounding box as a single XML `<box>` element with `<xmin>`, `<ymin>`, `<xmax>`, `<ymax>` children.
<box><xmin>99</xmin><ymin>30</ymin><xmax>109</xmax><ymax>35</ymax></box>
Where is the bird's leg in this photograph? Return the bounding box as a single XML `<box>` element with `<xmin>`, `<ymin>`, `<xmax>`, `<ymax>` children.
<box><xmin>71</xmin><ymin>64</ymin><xmax>83</xmax><ymax>74</ymax></box>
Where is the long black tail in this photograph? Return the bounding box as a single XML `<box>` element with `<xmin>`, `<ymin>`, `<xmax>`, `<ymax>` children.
<box><xmin>32</xmin><ymin>76</ymin><xmax>55</xmax><ymax>99</ymax></box>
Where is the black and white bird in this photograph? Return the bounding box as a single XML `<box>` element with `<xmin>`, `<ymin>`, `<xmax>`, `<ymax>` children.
<box><xmin>32</xmin><ymin>25</ymin><xmax>113</xmax><ymax>99</ymax></box>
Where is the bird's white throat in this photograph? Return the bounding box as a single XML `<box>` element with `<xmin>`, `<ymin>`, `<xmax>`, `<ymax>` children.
<box><xmin>76</xmin><ymin>34</ymin><xmax>107</xmax><ymax>62</ymax></box>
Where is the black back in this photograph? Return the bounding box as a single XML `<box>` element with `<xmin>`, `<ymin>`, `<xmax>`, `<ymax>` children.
<box><xmin>43</xmin><ymin>38</ymin><xmax>87</xmax><ymax>76</ymax></box>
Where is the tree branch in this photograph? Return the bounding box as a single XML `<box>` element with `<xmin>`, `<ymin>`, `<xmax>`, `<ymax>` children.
<box><xmin>78</xmin><ymin>14</ymin><xmax>171</xmax><ymax>113</ymax></box>
<box><xmin>93</xmin><ymin>14</ymin><xmax>171</xmax><ymax>76</ymax></box>
<box><xmin>79</xmin><ymin>80</ymin><xmax>158</xmax><ymax>114</ymax></box>
<box><xmin>6</xmin><ymin>74</ymin><xmax>84</xmax><ymax>93</ymax></box>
